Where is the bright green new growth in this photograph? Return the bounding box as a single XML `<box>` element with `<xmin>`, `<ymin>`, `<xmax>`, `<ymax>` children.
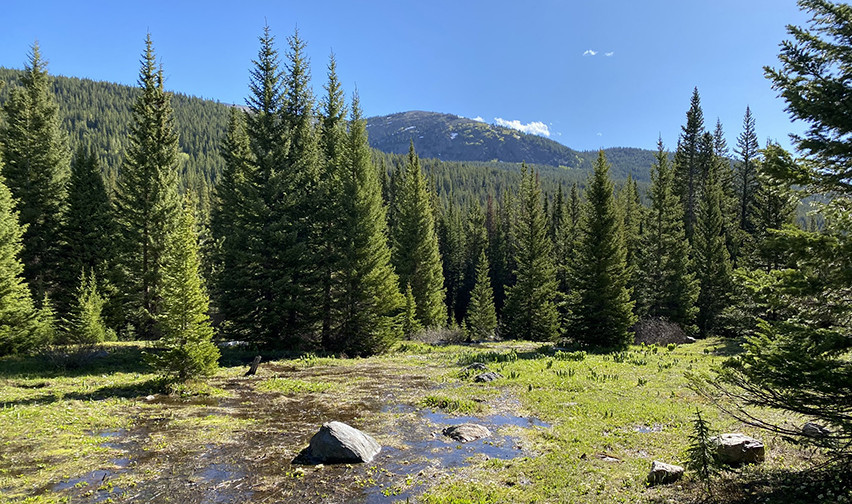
<box><xmin>465</xmin><ymin>250</ymin><xmax>497</xmax><ymax>341</ymax></box>
<box><xmin>150</xmin><ymin>199</ymin><xmax>219</xmax><ymax>381</ymax></box>
<box><xmin>66</xmin><ymin>270</ymin><xmax>113</xmax><ymax>344</ymax></box>
<box><xmin>0</xmin><ymin>171</ymin><xmax>40</xmax><ymax>355</ymax></box>
<box><xmin>401</xmin><ymin>283</ymin><xmax>422</xmax><ymax>339</ymax></box>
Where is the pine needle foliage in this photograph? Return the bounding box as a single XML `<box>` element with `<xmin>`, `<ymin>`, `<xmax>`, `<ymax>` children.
<box><xmin>150</xmin><ymin>199</ymin><xmax>219</xmax><ymax>381</ymax></box>
<box><xmin>567</xmin><ymin>152</ymin><xmax>635</xmax><ymax>348</ymax></box>
<box><xmin>465</xmin><ymin>250</ymin><xmax>497</xmax><ymax>341</ymax></box>
<box><xmin>0</xmin><ymin>42</ymin><xmax>70</xmax><ymax>303</ymax></box>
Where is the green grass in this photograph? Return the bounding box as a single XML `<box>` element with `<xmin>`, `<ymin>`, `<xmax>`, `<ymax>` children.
<box><xmin>0</xmin><ymin>338</ymin><xmax>841</xmax><ymax>504</ymax></box>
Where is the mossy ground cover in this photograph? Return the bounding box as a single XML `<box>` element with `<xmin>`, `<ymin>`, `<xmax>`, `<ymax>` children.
<box><xmin>0</xmin><ymin>339</ymin><xmax>844</xmax><ymax>503</ymax></box>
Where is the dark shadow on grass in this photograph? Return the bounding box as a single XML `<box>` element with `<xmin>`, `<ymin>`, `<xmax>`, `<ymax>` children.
<box><xmin>0</xmin><ymin>344</ymin><xmax>152</xmax><ymax>379</ymax></box>
<box><xmin>710</xmin><ymin>458</ymin><xmax>851</xmax><ymax>504</ymax></box>
<box><xmin>0</xmin><ymin>377</ymin><xmax>166</xmax><ymax>408</ymax></box>
<box><xmin>709</xmin><ymin>337</ymin><xmax>744</xmax><ymax>357</ymax></box>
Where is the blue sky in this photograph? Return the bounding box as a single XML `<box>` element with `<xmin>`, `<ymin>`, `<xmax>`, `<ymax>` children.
<box><xmin>0</xmin><ymin>0</ymin><xmax>810</xmax><ymax>152</ymax></box>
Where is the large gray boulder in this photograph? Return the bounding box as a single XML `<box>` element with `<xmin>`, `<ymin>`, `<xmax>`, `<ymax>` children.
<box><xmin>296</xmin><ymin>421</ymin><xmax>381</xmax><ymax>464</ymax></box>
<box><xmin>802</xmin><ymin>422</ymin><xmax>831</xmax><ymax>438</ymax></box>
<box><xmin>711</xmin><ymin>433</ymin><xmax>765</xmax><ymax>465</ymax></box>
<box><xmin>442</xmin><ymin>423</ymin><xmax>491</xmax><ymax>443</ymax></box>
<box><xmin>646</xmin><ymin>460</ymin><xmax>684</xmax><ymax>486</ymax></box>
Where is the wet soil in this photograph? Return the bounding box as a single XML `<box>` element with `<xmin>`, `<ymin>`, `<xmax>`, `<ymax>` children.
<box><xmin>48</xmin><ymin>358</ymin><xmax>549</xmax><ymax>503</ymax></box>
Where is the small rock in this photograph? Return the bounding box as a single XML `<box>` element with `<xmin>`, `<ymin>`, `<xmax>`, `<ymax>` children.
<box><xmin>647</xmin><ymin>460</ymin><xmax>684</xmax><ymax>486</ymax></box>
<box><xmin>144</xmin><ymin>395</ymin><xmax>156</xmax><ymax>401</ymax></box>
<box><xmin>442</xmin><ymin>423</ymin><xmax>491</xmax><ymax>443</ymax></box>
<box><xmin>294</xmin><ymin>421</ymin><xmax>381</xmax><ymax>464</ymax></box>
<box><xmin>711</xmin><ymin>433</ymin><xmax>765</xmax><ymax>465</ymax></box>
<box><xmin>802</xmin><ymin>422</ymin><xmax>831</xmax><ymax>438</ymax></box>
<box><xmin>474</xmin><ymin>371</ymin><xmax>503</xmax><ymax>382</ymax></box>
<box><xmin>464</xmin><ymin>363</ymin><xmax>488</xmax><ymax>372</ymax></box>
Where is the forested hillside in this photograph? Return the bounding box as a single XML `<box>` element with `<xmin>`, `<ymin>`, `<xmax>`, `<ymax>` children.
<box><xmin>366</xmin><ymin>111</ymin><xmax>658</xmax><ymax>182</ymax></box>
<box><xmin>0</xmin><ymin>69</ymin><xmax>650</xmax><ymax>213</ymax></box>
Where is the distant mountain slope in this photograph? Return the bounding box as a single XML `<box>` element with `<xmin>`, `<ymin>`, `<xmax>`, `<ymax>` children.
<box><xmin>366</xmin><ymin>111</ymin><xmax>657</xmax><ymax>182</ymax></box>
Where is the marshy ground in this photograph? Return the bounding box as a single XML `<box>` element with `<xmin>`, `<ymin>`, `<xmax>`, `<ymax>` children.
<box><xmin>0</xmin><ymin>339</ymin><xmax>848</xmax><ymax>503</ymax></box>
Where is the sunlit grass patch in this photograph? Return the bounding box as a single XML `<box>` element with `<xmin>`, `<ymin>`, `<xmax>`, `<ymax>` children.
<box><xmin>256</xmin><ymin>376</ymin><xmax>334</xmax><ymax>395</ymax></box>
<box><xmin>422</xmin><ymin>395</ymin><xmax>481</xmax><ymax>415</ymax></box>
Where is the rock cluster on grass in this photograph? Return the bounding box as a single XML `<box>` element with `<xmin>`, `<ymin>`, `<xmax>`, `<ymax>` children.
<box><xmin>646</xmin><ymin>460</ymin><xmax>684</xmax><ymax>486</ymax></box>
<box><xmin>294</xmin><ymin>421</ymin><xmax>381</xmax><ymax>464</ymax></box>
<box><xmin>710</xmin><ymin>433</ymin><xmax>765</xmax><ymax>465</ymax></box>
<box><xmin>474</xmin><ymin>371</ymin><xmax>503</xmax><ymax>382</ymax></box>
<box><xmin>802</xmin><ymin>422</ymin><xmax>831</xmax><ymax>438</ymax></box>
<box><xmin>442</xmin><ymin>423</ymin><xmax>491</xmax><ymax>443</ymax></box>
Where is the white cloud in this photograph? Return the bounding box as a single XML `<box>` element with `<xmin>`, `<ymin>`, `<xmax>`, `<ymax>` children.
<box><xmin>583</xmin><ymin>49</ymin><xmax>598</xmax><ymax>56</ymax></box>
<box><xmin>471</xmin><ymin>116</ymin><xmax>485</xmax><ymax>122</ymax></box>
<box><xmin>605</xmin><ymin>52</ymin><xmax>614</xmax><ymax>57</ymax></box>
<box><xmin>494</xmin><ymin>118</ymin><xmax>551</xmax><ymax>137</ymax></box>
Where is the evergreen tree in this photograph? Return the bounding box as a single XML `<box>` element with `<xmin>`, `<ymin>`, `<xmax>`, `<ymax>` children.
<box><xmin>277</xmin><ymin>29</ymin><xmax>324</xmax><ymax>342</ymax></box>
<box><xmin>693</xmin><ymin>145</ymin><xmax>733</xmax><ymax>337</ymax></box>
<box><xmin>66</xmin><ymin>270</ymin><xmax>112</xmax><ymax>344</ymax></box>
<box><xmin>114</xmin><ymin>34</ymin><xmax>181</xmax><ymax>339</ymax></box>
<box><xmin>332</xmin><ymin>95</ymin><xmax>403</xmax><ymax>355</ymax></box>
<box><xmin>0</xmin><ymin>42</ymin><xmax>70</xmax><ymax>303</ymax></box>
<box><xmin>713</xmin><ymin>119</ymin><xmax>743</xmax><ymax>266</ymax></box>
<box><xmin>503</xmin><ymin>165</ymin><xmax>559</xmax><ymax>341</ymax></box>
<box><xmin>554</xmin><ymin>182</ymin><xmax>582</xmax><ymax>329</ymax></box>
<box><xmin>466</xmin><ymin>250</ymin><xmax>497</xmax><ymax>341</ymax></box>
<box><xmin>734</xmin><ymin>106</ymin><xmax>760</xmax><ymax>234</ymax></box>
<box><xmin>617</xmin><ymin>176</ymin><xmax>643</xmax><ymax>297</ymax></box>
<box><xmin>674</xmin><ymin>88</ymin><xmax>706</xmax><ymax>241</ymax></box>
<box><xmin>151</xmin><ymin>199</ymin><xmax>219</xmax><ymax>381</ymax></box>
<box><xmin>317</xmin><ymin>54</ymin><xmax>347</xmax><ymax>348</ymax></box>
<box><xmin>390</xmin><ymin>143</ymin><xmax>446</xmax><ymax>327</ymax></box>
<box><xmin>401</xmin><ymin>283</ymin><xmax>422</xmax><ymax>339</ymax></box>
<box><xmin>0</xmin><ymin>171</ymin><xmax>40</xmax><ymax>355</ymax></box>
<box><xmin>637</xmin><ymin>139</ymin><xmax>698</xmax><ymax>330</ymax></box>
<box><xmin>485</xmin><ymin>193</ymin><xmax>510</xmax><ymax>316</ymax></box>
<box><xmin>747</xmin><ymin>143</ymin><xmax>799</xmax><ymax>270</ymax></box>
<box><xmin>567</xmin><ymin>152</ymin><xmax>635</xmax><ymax>348</ymax></box>
<box><xmin>460</xmin><ymin>203</ymin><xmax>488</xmax><ymax>322</ymax></box>
<box><xmin>438</xmin><ymin>201</ymin><xmax>466</xmax><ymax>324</ymax></box>
<box><xmin>58</xmin><ymin>146</ymin><xmax>118</xmax><ymax>319</ymax></box>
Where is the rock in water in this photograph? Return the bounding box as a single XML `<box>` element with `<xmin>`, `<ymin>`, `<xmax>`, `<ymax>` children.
<box><xmin>474</xmin><ymin>371</ymin><xmax>503</xmax><ymax>382</ymax></box>
<box><xmin>711</xmin><ymin>433</ymin><xmax>765</xmax><ymax>465</ymax></box>
<box><xmin>646</xmin><ymin>460</ymin><xmax>684</xmax><ymax>486</ymax></box>
<box><xmin>442</xmin><ymin>423</ymin><xmax>491</xmax><ymax>443</ymax></box>
<box><xmin>297</xmin><ymin>421</ymin><xmax>381</xmax><ymax>464</ymax></box>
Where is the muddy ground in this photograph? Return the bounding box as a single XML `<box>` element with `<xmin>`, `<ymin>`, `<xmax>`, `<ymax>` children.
<box><xmin>45</xmin><ymin>353</ymin><xmax>547</xmax><ymax>503</ymax></box>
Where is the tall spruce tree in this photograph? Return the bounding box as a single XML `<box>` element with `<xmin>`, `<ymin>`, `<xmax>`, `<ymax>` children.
<box><xmin>637</xmin><ymin>139</ymin><xmax>698</xmax><ymax>330</ymax></box>
<box><xmin>276</xmin><ymin>29</ymin><xmax>324</xmax><ymax>343</ymax></box>
<box><xmin>674</xmin><ymin>88</ymin><xmax>706</xmax><ymax>241</ymax></box>
<box><xmin>438</xmin><ymin>201</ymin><xmax>466</xmax><ymax>325</ymax></box>
<box><xmin>465</xmin><ymin>250</ymin><xmax>497</xmax><ymax>341</ymax></box>
<box><xmin>734</xmin><ymin>106</ymin><xmax>760</xmax><ymax>234</ymax></box>
<box><xmin>213</xmin><ymin>26</ymin><xmax>284</xmax><ymax>344</ymax></box>
<box><xmin>151</xmin><ymin>198</ymin><xmax>219</xmax><ymax>381</ymax></box>
<box><xmin>503</xmin><ymin>165</ymin><xmax>559</xmax><ymax>341</ymax></box>
<box><xmin>317</xmin><ymin>54</ymin><xmax>347</xmax><ymax>349</ymax></box>
<box><xmin>567</xmin><ymin>151</ymin><xmax>635</xmax><ymax>348</ymax></box>
<box><xmin>390</xmin><ymin>143</ymin><xmax>446</xmax><ymax>328</ymax></box>
<box><xmin>693</xmin><ymin>140</ymin><xmax>733</xmax><ymax>337</ymax></box>
<box><xmin>485</xmin><ymin>193</ymin><xmax>510</xmax><ymax>316</ymax></box>
<box><xmin>747</xmin><ymin>143</ymin><xmax>799</xmax><ymax>271</ymax></box>
<box><xmin>332</xmin><ymin>95</ymin><xmax>403</xmax><ymax>355</ymax></box>
<box><xmin>114</xmin><ymin>34</ymin><xmax>181</xmax><ymax>339</ymax></box>
<box><xmin>58</xmin><ymin>146</ymin><xmax>118</xmax><ymax>318</ymax></box>
<box><xmin>0</xmin><ymin>171</ymin><xmax>40</xmax><ymax>355</ymax></box>
<box><xmin>0</xmin><ymin>42</ymin><xmax>69</xmax><ymax>303</ymax></box>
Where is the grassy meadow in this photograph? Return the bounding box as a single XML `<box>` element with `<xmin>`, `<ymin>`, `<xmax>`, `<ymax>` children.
<box><xmin>0</xmin><ymin>339</ymin><xmax>845</xmax><ymax>504</ymax></box>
